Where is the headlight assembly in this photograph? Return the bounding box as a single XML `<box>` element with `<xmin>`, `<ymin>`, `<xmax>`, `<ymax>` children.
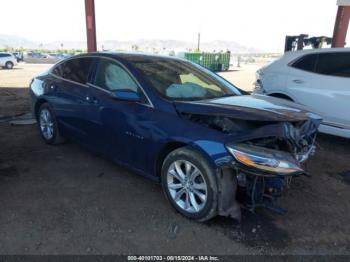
<box><xmin>226</xmin><ymin>143</ymin><xmax>303</xmax><ymax>175</ymax></box>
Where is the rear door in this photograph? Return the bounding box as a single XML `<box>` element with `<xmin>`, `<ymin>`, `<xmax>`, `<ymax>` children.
<box><xmin>50</xmin><ymin>57</ymin><xmax>95</xmax><ymax>142</ymax></box>
<box><xmin>311</xmin><ymin>52</ymin><xmax>350</xmax><ymax>128</ymax></box>
<box><xmin>285</xmin><ymin>53</ymin><xmax>319</xmax><ymax>105</ymax></box>
<box><xmin>287</xmin><ymin>52</ymin><xmax>350</xmax><ymax>128</ymax></box>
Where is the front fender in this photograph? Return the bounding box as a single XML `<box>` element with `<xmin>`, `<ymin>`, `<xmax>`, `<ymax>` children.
<box><xmin>190</xmin><ymin>140</ymin><xmax>241</xmax><ymax>221</ymax></box>
<box><xmin>190</xmin><ymin>140</ymin><xmax>234</xmax><ymax>169</ymax></box>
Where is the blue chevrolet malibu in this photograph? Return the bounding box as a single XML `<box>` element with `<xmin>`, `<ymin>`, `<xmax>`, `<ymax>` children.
<box><xmin>30</xmin><ymin>53</ymin><xmax>321</xmax><ymax>221</ymax></box>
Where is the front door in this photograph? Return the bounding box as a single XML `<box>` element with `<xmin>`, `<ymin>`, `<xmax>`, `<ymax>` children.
<box><xmin>85</xmin><ymin>58</ymin><xmax>155</xmax><ymax>172</ymax></box>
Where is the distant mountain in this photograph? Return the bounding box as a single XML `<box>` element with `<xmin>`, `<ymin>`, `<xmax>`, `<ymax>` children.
<box><xmin>100</xmin><ymin>39</ymin><xmax>262</xmax><ymax>53</ymax></box>
<box><xmin>0</xmin><ymin>34</ymin><xmax>38</xmax><ymax>49</ymax></box>
<box><xmin>0</xmin><ymin>34</ymin><xmax>263</xmax><ymax>53</ymax></box>
<box><xmin>43</xmin><ymin>41</ymin><xmax>87</xmax><ymax>50</ymax></box>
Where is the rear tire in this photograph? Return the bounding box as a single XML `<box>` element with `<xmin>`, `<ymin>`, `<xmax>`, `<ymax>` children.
<box><xmin>161</xmin><ymin>146</ymin><xmax>218</xmax><ymax>221</ymax></box>
<box><xmin>37</xmin><ymin>103</ymin><xmax>65</xmax><ymax>145</ymax></box>
<box><xmin>5</xmin><ymin>61</ymin><xmax>14</xmax><ymax>69</ymax></box>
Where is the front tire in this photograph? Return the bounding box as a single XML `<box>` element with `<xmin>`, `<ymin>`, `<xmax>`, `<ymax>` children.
<box><xmin>37</xmin><ymin>103</ymin><xmax>65</xmax><ymax>144</ymax></box>
<box><xmin>161</xmin><ymin>147</ymin><xmax>218</xmax><ymax>221</ymax></box>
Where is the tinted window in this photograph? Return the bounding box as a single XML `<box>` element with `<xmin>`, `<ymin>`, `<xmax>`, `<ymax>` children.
<box><xmin>52</xmin><ymin>57</ymin><xmax>94</xmax><ymax>84</ymax></box>
<box><xmin>0</xmin><ymin>54</ymin><xmax>11</xmax><ymax>58</ymax></box>
<box><xmin>94</xmin><ymin>59</ymin><xmax>138</xmax><ymax>92</ymax></box>
<box><xmin>315</xmin><ymin>52</ymin><xmax>350</xmax><ymax>77</ymax></box>
<box><xmin>291</xmin><ymin>54</ymin><xmax>317</xmax><ymax>72</ymax></box>
<box><xmin>129</xmin><ymin>59</ymin><xmax>236</xmax><ymax>101</ymax></box>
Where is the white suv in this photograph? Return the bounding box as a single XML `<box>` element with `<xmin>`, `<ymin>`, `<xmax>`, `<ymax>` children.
<box><xmin>0</xmin><ymin>52</ymin><xmax>17</xmax><ymax>69</ymax></box>
<box><xmin>253</xmin><ymin>48</ymin><xmax>350</xmax><ymax>138</ymax></box>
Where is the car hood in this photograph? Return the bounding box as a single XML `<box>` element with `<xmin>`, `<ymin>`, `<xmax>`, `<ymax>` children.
<box><xmin>173</xmin><ymin>94</ymin><xmax>319</xmax><ymax>122</ymax></box>
<box><xmin>174</xmin><ymin>94</ymin><xmax>322</xmax><ymax>164</ymax></box>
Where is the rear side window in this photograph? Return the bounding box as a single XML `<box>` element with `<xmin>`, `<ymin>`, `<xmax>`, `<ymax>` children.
<box><xmin>93</xmin><ymin>59</ymin><xmax>138</xmax><ymax>92</ymax></box>
<box><xmin>0</xmin><ymin>53</ymin><xmax>11</xmax><ymax>58</ymax></box>
<box><xmin>52</xmin><ymin>57</ymin><xmax>94</xmax><ymax>84</ymax></box>
<box><xmin>291</xmin><ymin>54</ymin><xmax>317</xmax><ymax>72</ymax></box>
<box><xmin>315</xmin><ymin>52</ymin><xmax>350</xmax><ymax>78</ymax></box>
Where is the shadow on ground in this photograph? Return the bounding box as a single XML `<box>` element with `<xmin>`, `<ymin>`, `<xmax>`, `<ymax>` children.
<box><xmin>0</xmin><ymin>88</ymin><xmax>30</xmax><ymax>117</ymax></box>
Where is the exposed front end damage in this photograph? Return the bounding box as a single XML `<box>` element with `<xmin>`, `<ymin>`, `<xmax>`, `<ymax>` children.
<box><xmin>176</xmin><ymin>101</ymin><xmax>322</xmax><ymax>220</ymax></box>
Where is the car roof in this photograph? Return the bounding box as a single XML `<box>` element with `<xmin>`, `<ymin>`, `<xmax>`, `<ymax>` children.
<box><xmin>75</xmin><ymin>51</ymin><xmax>185</xmax><ymax>63</ymax></box>
<box><xmin>276</xmin><ymin>47</ymin><xmax>350</xmax><ymax>64</ymax></box>
<box><xmin>282</xmin><ymin>47</ymin><xmax>350</xmax><ymax>60</ymax></box>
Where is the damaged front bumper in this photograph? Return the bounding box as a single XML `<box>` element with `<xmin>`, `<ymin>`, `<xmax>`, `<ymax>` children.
<box><xmin>231</xmin><ymin>160</ymin><xmax>307</xmax><ymax>216</ymax></box>
<box><xmin>215</xmin><ymin>119</ymin><xmax>321</xmax><ymax>220</ymax></box>
<box><xmin>216</xmin><ymin>152</ymin><xmax>310</xmax><ymax>221</ymax></box>
<box><xmin>216</xmin><ymin>147</ymin><xmax>310</xmax><ymax>222</ymax></box>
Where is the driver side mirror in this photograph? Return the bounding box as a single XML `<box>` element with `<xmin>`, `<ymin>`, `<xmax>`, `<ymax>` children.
<box><xmin>110</xmin><ymin>90</ymin><xmax>141</xmax><ymax>102</ymax></box>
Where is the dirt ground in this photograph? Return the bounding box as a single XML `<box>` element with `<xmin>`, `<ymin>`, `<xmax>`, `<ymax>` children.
<box><xmin>0</xmin><ymin>64</ymin><xmax>349</xmax><ymax>255</ymax></box>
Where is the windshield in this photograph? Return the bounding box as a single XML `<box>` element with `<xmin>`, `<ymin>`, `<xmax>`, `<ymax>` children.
<box><xmin>129</xmin><ymin>58</ymin><xmax>239</xmax><ymax>101</ymax></box>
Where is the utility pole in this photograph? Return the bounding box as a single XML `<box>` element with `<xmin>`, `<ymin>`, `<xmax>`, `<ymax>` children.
<box><xmin>197</xmin><ymin>32</ymin><xmax>201</xmax><ymax>52</ymax></box>
<box><xmin>85</xmin><ymin>0</ymin><xmax>97</xmax><ymax>52</ymax></box>
<box><xmin>332</xmin><ymin>0</ymin><xmax>350</xmax><ymax>47</ymax></box>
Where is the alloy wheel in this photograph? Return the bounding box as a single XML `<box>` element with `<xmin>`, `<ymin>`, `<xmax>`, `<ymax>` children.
<box><xmin>6</xmin><ymin>62</ymin><xmax>13</xmax><ymax>69</ymax></box>
<box><xmin>39</xmin><ymin>109</ymin><xmax>54</xmax><ymax>140</ymax></box>
<box><xmin>167</xmin><ymin>160</ymin><xmax>208</xmax><ymax>213</ymax></box>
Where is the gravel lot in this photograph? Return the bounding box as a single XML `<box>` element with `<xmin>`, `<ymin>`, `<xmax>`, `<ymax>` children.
<box><xmin>0</xmin><ymin>64</ymin><xmax>349</xmax><ymax>255</ymax></box>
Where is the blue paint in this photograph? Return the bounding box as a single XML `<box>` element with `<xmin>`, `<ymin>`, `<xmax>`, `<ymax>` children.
<box><xmin>29</xmin><ymin>53</ymin><xmax>318</xmax><ymax>181</ymax></box>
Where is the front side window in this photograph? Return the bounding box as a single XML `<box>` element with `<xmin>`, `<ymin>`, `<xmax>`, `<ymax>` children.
<box><xmin>291</xmin><ymin>54</ymin><xmax>317</xmax><ymax>72</ymax></box>
<box><xmin>93</xmin><ymin>59</ymin><xmax>138</xmax><ymax>92</ymax></box>
<box><xmin>52</xmin><ymin>57</ymin><xmax>94</xmax><ymax>84</ymax></box>
<box><xmin>129</xmin><ymin>58</ymin><xmax>237</xmax><ymax>101</ymax></box>
<box><xmin>315</xmin><ymin>52</ymin><xmax>350</xmax><ymax>78</ymax></box>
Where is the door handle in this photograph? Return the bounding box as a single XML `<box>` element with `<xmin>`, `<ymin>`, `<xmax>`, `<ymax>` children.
<box><xmin>86</xmin><ymin>96</ymin><xmax>99</xmax><ymax>104</ymax></box>
<box><xmin>91</xmin><ymin>97</ymin><xmax>99</xmax><ymax>104</ymax></box>
<box><xmin>293</xmin><ymin>79</ymin><xmax>304</xmax><ymax>84</ymax></box>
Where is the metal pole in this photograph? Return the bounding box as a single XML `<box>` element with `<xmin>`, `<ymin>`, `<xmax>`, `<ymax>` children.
<box><xmin>332</xmin><ymin>5</ymin><xmax>350</xmax><ymax>47</ymax></box>
<box><xmin>197</xmin><ymin>32</ymin><xmax>201</xmax><ymax>51</ymax></box>
<box><xmin>85</xmin><ymin>0</ymin><xmax>97</xmax><ymax>52</ymax></box>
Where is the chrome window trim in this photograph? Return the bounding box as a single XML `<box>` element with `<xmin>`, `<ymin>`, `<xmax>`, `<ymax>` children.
<box><xmin>50</xmin><ymin>73</ymin><xmax>89</xmax><ymax>88</ymax></box>
<box><xmin>86</xmin><ymin>82</ymin><xmax>110</xmax><ymax>94</ymax></box>
<box><xmin>50</xmin><ymin>55</ymin><xmax>154</xmax><ymax>108</ymax></box>
<box><xmin>87</xmin><ymin>82</ymin><xmax>153</xmax><ymax>108</ymax></box>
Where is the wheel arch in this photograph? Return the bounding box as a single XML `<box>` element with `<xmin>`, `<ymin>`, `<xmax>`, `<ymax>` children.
<box><xmin>34</xmin><ymin>98</ymin><xmax>48</xmax><ymax>119</ymax></box>
<box><xmin>155</xmin><ymin>141</ymin><xmax>189</xmax><ymax>178</ymax></box>
<box><xmin>268</xmin><ymin>92</ymin><xmax>294</xmax><ymax>101</ymax></box>
<box><xmin>155</xmin><ymin>140</ymin><xmax>227</xmax><ymax>178</ymax></box>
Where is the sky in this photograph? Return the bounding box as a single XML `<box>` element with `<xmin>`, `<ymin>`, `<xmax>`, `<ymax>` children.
<box><xmin>0</xmin><ymin>0</ymin><xmax>348</xmax><ymax>52</ymax></box>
